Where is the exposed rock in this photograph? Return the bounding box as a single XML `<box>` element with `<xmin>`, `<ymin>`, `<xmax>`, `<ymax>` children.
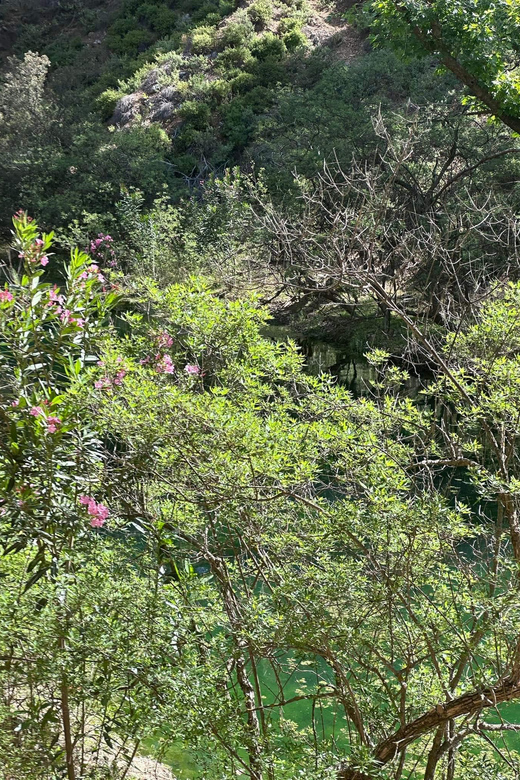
<box><xmin>142</xmin><ymin>69</ymin><xmax>162</xmax><ymax>94</ymax></box>
<box><xmin>85</xmin><ymin>30</ymin><xmax>107</xmax><ymax>47</ymax></box>
<box><xmin>160</xmin><ymin>85</ymin><xmax>180</xmax><ymax>101</ymax></box>
<box><xmin>151</xmin><ymin>101</ymin><xmax>177</xmax><ymax>121</ymax></box>
<box><xmin>112</xmin><ymin>92</ymin><xmax>143</xmax><ymax>126</ymax></box>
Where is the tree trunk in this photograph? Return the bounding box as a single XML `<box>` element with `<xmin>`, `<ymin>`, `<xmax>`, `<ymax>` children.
<box><xmin>59</xmin><ymin>636</ymin><xmax>76</xmax><ymax>780</ymax></box>
<box><xmin>338</xmin><ymin>676</ymin><xmax>520</xmax><ymax>779</ymax></box>
<box><xmin>207</xmin><ymin>552</ymin><xmax>264</xmax><ymax>780</ymax></box>
<box><xmin>399</xmin><ymin>6</ymin><xmax>520</xmax><ymax>135</ymax></box>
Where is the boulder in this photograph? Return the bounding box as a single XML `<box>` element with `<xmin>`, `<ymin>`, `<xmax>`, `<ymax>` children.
<box><xmin>112</xmin><ymin>93</ymin><xmax>142</xmax><ymax>126</ymax></box>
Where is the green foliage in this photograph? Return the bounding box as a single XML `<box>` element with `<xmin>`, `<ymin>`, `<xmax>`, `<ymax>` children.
<box><xmin>0</xmin><ymin>540</ymin><xmax>192</xmax><ymax>780</ymax></box>
<box><xmin>191</xmin><ymin>25</ymin><xmax>218</xmax><ymax>53</ymax></box>
<box><xmin>0</xmin><ymin>213</ymin><xmax>119</xmax><ymax>552</ymax></box>
<box><xmin>282</xmin><ymin>27</ymin><xmax>308</xmax><ymax>51</ymax></box>
<box><xmin>3</xmin><ymin>0</ymin><xmax>520</xmax><ymax>774</ymax></box>
<box><xmin>221</xmin><ymin>98</ymin><xmax>257</xmax><ymax>146</ymax></box>
<box><xmin>250</xmin><ymin>31</ymin><xmax>287</xmax><ymax>61</ymax></box>
<box><xmin>96</xmin><ymin>88</ymin><xmax>124</xmax><ymax>121</ymax></box>
<box><xmin>178</xmin><ymin>99</ymin><xmax>211</xmax><ymax>129</ymax></box>
<box><xmin>3</xmin><ymin>212</ymin><xmax>520</xmax><ymax>778</ymax></box>
<box><xmin>220</xmin><ymin>12</ymin><xmax>255</xmax><ymax>47</ymax></box>
<box><xmin>364</xmin><ymin>0</ymin><xmax>520</xmax><ymax>131</ymax></box>
<box><xmin>247</xmin><ymin>0</ymin><xmax>274</xmax><ymax>28</ymax></box>
<box><xmin>215</xmin><ymin>43</ymin><xmax>255</xmax><ymax>70</ymax></box>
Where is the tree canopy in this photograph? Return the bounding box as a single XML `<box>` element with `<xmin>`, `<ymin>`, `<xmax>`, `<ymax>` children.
<box><xmin>366</xmin><ymin>0</ymin><xmax>520</xmax><ymax>133</ymax></box>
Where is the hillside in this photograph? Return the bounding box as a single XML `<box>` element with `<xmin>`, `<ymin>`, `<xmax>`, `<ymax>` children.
<box><xmin>3</xmin><ymin>4</ymin><xmax>520</xmax><ymax>779</ymax></box>
<box><xmin>0</xmin><ymin>0</ymin><xmax>456</xmax><ymax>221</ymax></box>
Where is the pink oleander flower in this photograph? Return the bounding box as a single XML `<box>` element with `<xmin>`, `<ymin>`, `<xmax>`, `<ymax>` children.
<box><xmin>156</xmin><ymin>354</ymin><xmax>174</xmax><ymax>374</ymax></box>
<box><xmin>30</xmin><ymin>406</ymin><xmax>44</xmax><ymax>417</ymax></box>
<box><xmin>46</xmin><ymin>416</ymin><xmax>61</xmax><ymax>434</ymax></box>
<box><xmin>95</xmin><ymin>377</ymin><xmax>112</xmax><ymax>390</ymax></box>
<box><xmin>90</xmin><ymin>516</ymin><xmax>105</xmax><ymax>528</ymax></box>
<box><xmin>74</xmin><ymin>318</ymin><xmax>85</xmax><ymax>328</ymax></box>
<box><xmin>113</xmin><ymin>369</ymin><xmax>126</xmax><ymax>385</ymax></box>
<box><xmin>11</xmin><ymin>399</ymin><xmax>19</xmax><ymax>407</ymax></box>
<box><xmin>88</xmin><ymin>264</ymin><xmax>99</xmax><ymax>274</ymax></box>
<box><xmin>34</xmin><ymin>238</ymin><xmax>44</xmax><ymax>247</ymax></box>
<box><xmin>0</xmin><ymin>290</ymin><xmax>13</xmax><ymax>303</ymax></box>
<box><xmin>60</xmin><ymin>310</ymin><xmax>72</xmax><ymax>323</ymax></box>
<box><xmin>40</xmin><ymin>256</ymin><xmax>49</xmax><ymax>267</ymax></box>
<box><xmin>95</xmin><ymin>504</ymin><xmax>109</xmax><ymax>521</ymax></box>
<box><xmin>49</xmin><ymin>287</ymin><xmax>64</xmax><ymax>304</ymax></box>
<box><xmin>185</xmin><ymin>364</ymin><xmax>200</xmax><ymax>376</ymax></box>
<box><xmin>156</xmin><ymin>331</ymin><xmax>173</xmax><ymax>349</ymax></box>
<box><xmin>79</xmin><ymin>495</ymin><xmax>110</xmax><ymax>527</ymax></box>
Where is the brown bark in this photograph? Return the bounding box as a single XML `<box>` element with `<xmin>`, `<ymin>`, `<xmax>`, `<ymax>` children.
<box><xmin>207</xmin><ymin>551</ymin><xmax>264</xmax><ymax>780</ymax></box>
<box><xmin>338</xmin><ymin>676</ymin><xmax>520</xmax><ymax>779</ymax></box>
<box><xmin>423</xmin><ymin>725</ymin><xmax>445</xmax><ymax>780</ymax></box>
<box><xmin>59</xmin><ymin>643</ymin><xmax>76</xmax><ymax>780</ymax></box>
<box><xmin>500</xmin><ymin>494</ymin><xmax>520</xmax><ymax>572</ymax></box>
<box><xmin>389</xmin><ymin>2</ymin><xmax>520</xmax><ymax>135</ymax></box>
<box><xmin>433</xmin><ymin>46</ymin><xmax>520</xmax><ymax>136</ymax></box>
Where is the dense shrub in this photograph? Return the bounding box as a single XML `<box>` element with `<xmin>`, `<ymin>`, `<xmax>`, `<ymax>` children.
<box><xmin>191</xmin><ymin>24</ymin><xmax>218</xmax><ymax>52</ymax></box>
<box><xmin>247</xmin><ymin>0</ymin><xmax>274</xmax><ymax>27</ymax></box>
<box><xmin>283</xmin><ymin>27</ymin><xmax>308</xmax><ymax>50</ymax></box>
<box><xmin>221</xmin><ymin>12</ymin><xmax>255</xmax><ymax>47</ymax></box>
<box><xmin>250</xmin><ymin>31</ymin><xmax>287</xmax><ymax>60</ymax></box>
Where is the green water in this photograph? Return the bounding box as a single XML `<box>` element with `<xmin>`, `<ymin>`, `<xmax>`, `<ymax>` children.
<box><xmin>143</xmin><ymin>654</ymin><xmax>345</xmax><ymax>778</ymax></box>
<box><xmin>147</xmin><ymin>689</ymin><xmax>520</xmax><ymax>778</ymax></box>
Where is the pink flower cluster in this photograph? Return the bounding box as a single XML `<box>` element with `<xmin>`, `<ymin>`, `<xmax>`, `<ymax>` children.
<box><xmin>94</xmin><ymin>363</ymin><xmax>126</xmax><ymax>390</ymax></box>
<box><xmin>47</xmin><ymin>287</ymin><xmax>84</xmax><ymax>328</ymax></box>
<box><xmin>140</xmin><ymin>332</ymin><xmax>176</xmax><ymax>374</ymax></box>
<box><xmin>156</xmin><ymin>354</ymin><xmax>174</xmax><ymax>374</ymax></box>
<box><xmin>0</xmin><ymin>289</ymin><xmax>13</xmax><ymax>303</ymax></box>
<box><xmin>89</xmin><ymin>234</ymin><xmax>117</xmax><ymax>267</ymax></box>
<box><xmin>60</xmin><ymin>309</ymin><xmax>85</xmax><ymax>328</ymax></box>
<box><xmin>156</xmin><ymin>331</ymin><xmax>174</xmax><ymax>349</ymax></box>
<box><xmin>46</xmin><ymin>416</ymin><xmax>61</xmax><ymax>434</ymax></box>
<box><xmin>49</xmin><ymin>286</ymin><xmax>64</xmax><ymax>305</ymax></box>
<box><xmin>140</xmin><ymin>345</ymin><xmax>201</xmax><ymax>378</ymax></box>
<box><xmin>79</xmin><ymin>495</ymin><xmax>109</xmax><ymax>527</ymax></box>
<box><xmin>29</xmin><ymin>405</ymin><xmax>61</xmax><ymax>433</ymax></box>
<box><xmin>18</xmin><ymin>236</ymin><xmax>50</xmax><ymax>267</ymax></box>
<box><xmin>80</xmin><ymin>263</ymin><xmax>105</xmax><ymax>283</ymax></box>
<box><xmin>13</xmin><ymin>209</ymin><xmax>32</xmax><ymax>223</ymax></box>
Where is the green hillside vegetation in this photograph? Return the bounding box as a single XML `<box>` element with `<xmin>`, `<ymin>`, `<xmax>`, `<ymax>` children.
<box><xmin>2</xmin><ymin>1</ymin><xmax>520</xmax><ymax>779</ymax></box>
